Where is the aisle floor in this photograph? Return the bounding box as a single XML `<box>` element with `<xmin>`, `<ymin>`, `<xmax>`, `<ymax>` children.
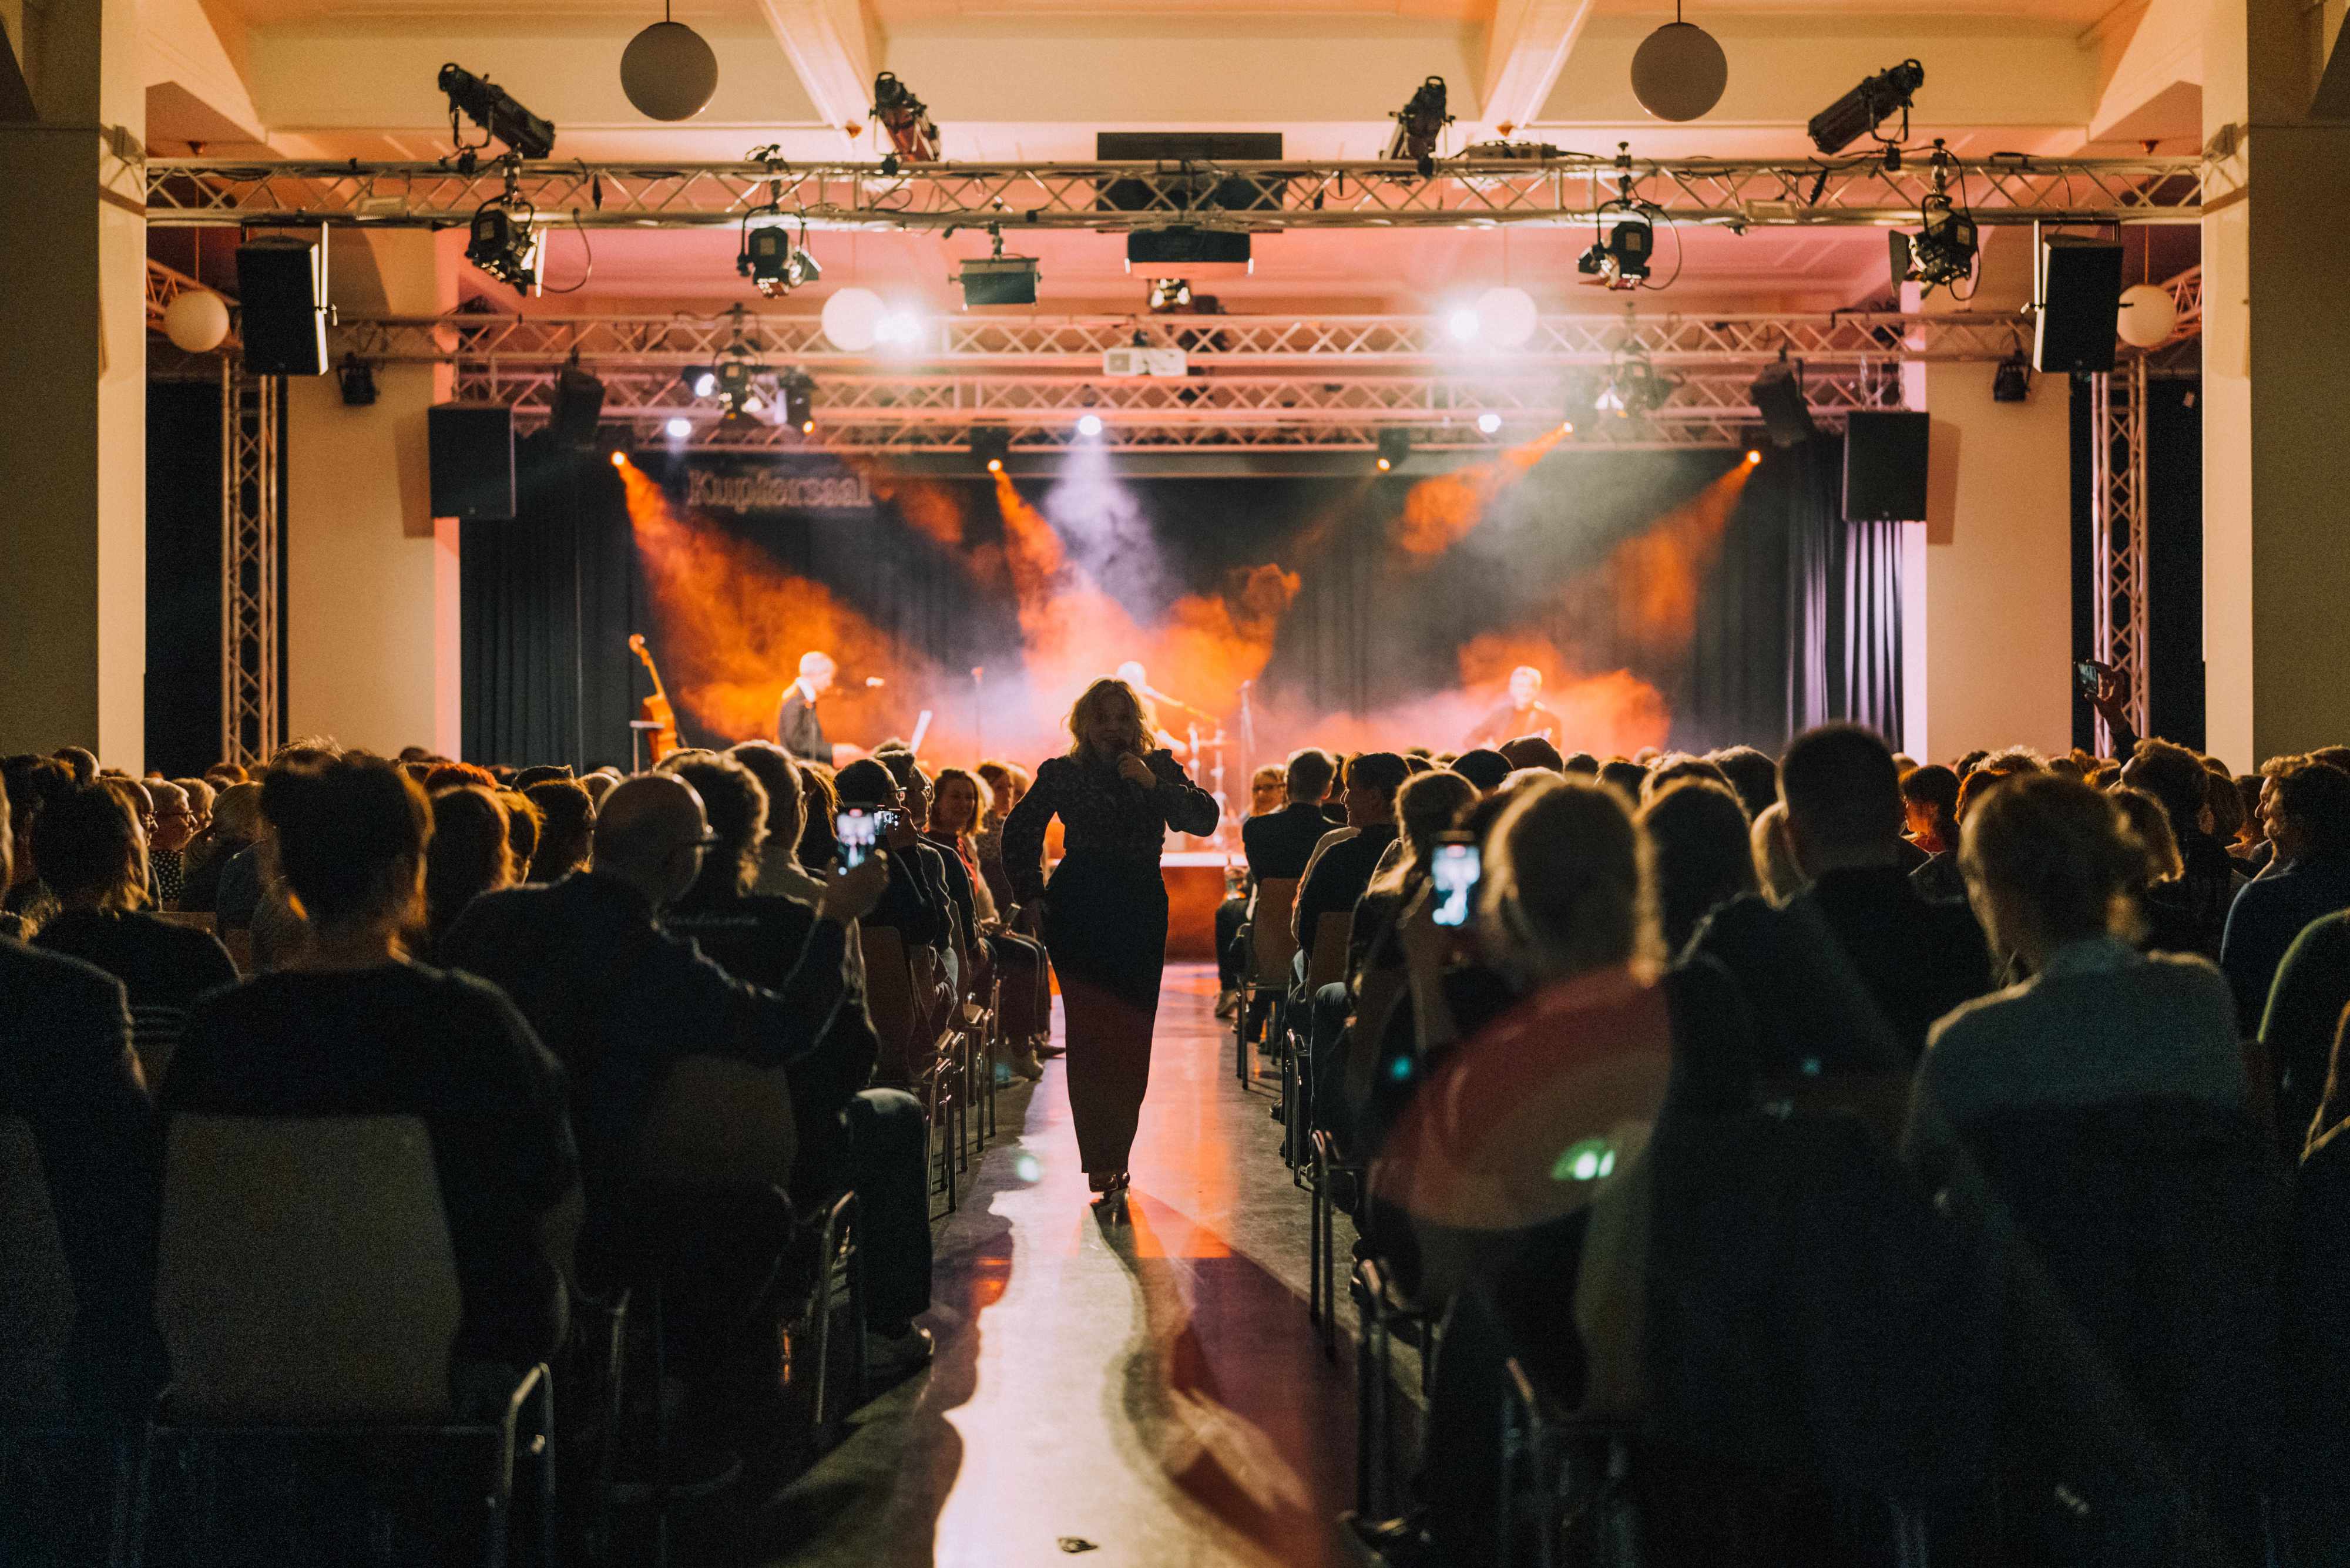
<box><xmin>756</xmin><ymin>963</ymin><xmax>1359</xmax><ymax>1568</ymax></box>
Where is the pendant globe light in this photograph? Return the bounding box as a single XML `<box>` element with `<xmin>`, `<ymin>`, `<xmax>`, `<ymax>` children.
<box><xmin>162</xmin><ymin>231</ymin><xmax>231</xmax><ymax>353</ymax></box>
<box><xmin>1630</xmin><ymin>2</ymin><xmax>1728</xmax><ymax>123</ymax></box>
<box><xmin>621</xmin><ymin>0</ymin><xmax>719</xmax><ymax>122</ymax></box>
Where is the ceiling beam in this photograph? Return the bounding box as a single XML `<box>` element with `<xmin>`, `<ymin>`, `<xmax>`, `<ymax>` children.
<box><xmin>758</xmin><ymin>0</ymin><xmax>872</xmax><ymax>147</ymax></box>
<box><xmin>2086</xmin><ymin>0</ymin><xmax>2205</xmax><ymax>142</ymax></box>
<box><xmin>1480</xmin><ymin>0</ymin><xmax>1596</xmax><ymax>135</ymax></box>
<box><xmin>140</xmin><ymin>0</ymin><xmax>265</xmax><ymax>143</ymax></box>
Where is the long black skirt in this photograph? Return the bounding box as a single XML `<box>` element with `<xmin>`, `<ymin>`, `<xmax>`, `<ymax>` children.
<box><xmin>1040</xmin><ymin>850</ymin><xmax>1169</xmax><ymax>1176</ymax></box>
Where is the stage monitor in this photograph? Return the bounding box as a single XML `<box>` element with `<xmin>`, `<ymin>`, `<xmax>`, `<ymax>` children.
<box><xmin>1843</xmin><ymin>410</ymin><xmax>1930</xmax><ymax>522</ymax></box>
<box><xmin>428</xmin><ymin>402</ymin><xmax>516</xmax><ymax>521</ymax></box>
<box><xmin>234</xmin><ymin>240</ymin><xmax>328</xmax><ymax>377</ymax></box>
<box><xmin>1125</xmin><ymin>229</ymin><xmax>1252</xmax><ymax>273</ymax></box>
<box><xmin>2035</xmin><ymin>236</ymin><xmax>2124</xmax><ymax>377</ymax></box>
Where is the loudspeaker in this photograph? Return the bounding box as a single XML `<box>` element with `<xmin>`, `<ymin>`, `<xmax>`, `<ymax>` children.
<box><xmin>234</xmin><ymin>240</ymin><xmax>328</xmax><ymax>376</ymax></box>
<box><xmin>1124</xmin><ymin>228</ymin><xmax>1251</xmax><ymax>271</ymax></box>
<box><xmin>2035</xmin><ymin>236</ymin><xmax>2124</xmax><ymax>376</ymax></box>
<box><xmin>1750</xmin><ymin>363</ymin><xmax>1814</xmax><ymax>447</ymax></box>
<box><xmin>548</xmin><ymin>366</ymin><xmax>606</xmax><ymax>449</ymax></box>
<box><xmin>1843</xmin><ymin>411</ymin><xmax>1930</xmax><ymax>522</ymax></box>
<box><xmin>428</xmin><ymin>403</ymin><xmax>516</xmax><ymax>521</ymax></box>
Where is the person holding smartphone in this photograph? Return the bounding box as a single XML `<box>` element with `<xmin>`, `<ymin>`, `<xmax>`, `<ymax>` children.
<box><xmin>1001</xmin><ymin>676</ymin><xmax>1220</xmax><ymax>1204</ymax></box>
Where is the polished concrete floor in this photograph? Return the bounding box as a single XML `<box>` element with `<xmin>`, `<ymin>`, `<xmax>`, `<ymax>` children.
<box><xmin>757</xmin><ymin>963</ymin><xmax>1360</xmax><ymax>1567</ymax></box>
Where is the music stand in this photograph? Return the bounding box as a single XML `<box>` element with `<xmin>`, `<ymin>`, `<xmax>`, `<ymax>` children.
<box><xmin>629</xmin><ymin>719</ymin><xmax>667</xmax><ymax>773</ymax></box>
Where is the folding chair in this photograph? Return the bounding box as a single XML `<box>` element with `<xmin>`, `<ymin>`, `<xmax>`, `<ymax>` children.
<box><xmin>135</xmin><ymin>1114</ymin><xmax>554</xmax><ymax>1567</ymax></box>
<box><xmin>1282</xmin><ymin>912</ymin><xmax>1355</xmax><ymax>1169</ymax></box>
<box><xmin>865</xmin><ymin>928</ymin><xmax>959</xmax><ymax>1216</ymax></box>
<box><xmin>1</xmin><ymin>1117</ymin><xmax>133</xmax><ymax>1567</ymax></box>
<box><xmin>1234</xmin><ymin>877</ymin><xmax>1299</xmax><ymax>1087</ymax></box>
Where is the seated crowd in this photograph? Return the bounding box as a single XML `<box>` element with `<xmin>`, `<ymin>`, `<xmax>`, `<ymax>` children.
<box><xmin>0</xmin><ymin>733</ymin><xmax>1053</xmax><ymax>1545</ymax></box>
<box><xmin>1216</xmin><ymin>725</ymin><xmax>2350</xmax><ymax>1566</ymax></box>
<box><xmin>7</xmin><ymin>711</ymin><xmax>2350</xmax><ymax>1565</ymax></box>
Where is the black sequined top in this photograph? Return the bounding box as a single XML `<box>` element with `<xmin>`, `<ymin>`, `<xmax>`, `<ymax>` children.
<box><xmin>1001</xmin><ymin>749</ymin><xmax>1221</xmax><ymax>903</ymax></box>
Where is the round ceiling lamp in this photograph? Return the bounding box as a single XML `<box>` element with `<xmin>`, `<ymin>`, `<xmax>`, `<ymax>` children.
<box><xmin>821</xmin><ymin>286</ymin><xmax>887</xmax><ymax>351</ymax></box>
<box><xmin>1630</xmin><ymin>11</ymin><xmax>1728</xmax><ymax>123</ymax></box>
<box><xmin>1475</xmin><ymin>286</ymin><xmax>1538</xmax><ymax>349</ymax></box>
<box><xmin>163</xmin><ymin>289</ymin><xmax>231</xmax><ymax>353</ymax></box>
<box><xmin>621</xmin><ymin>15</ymin><xmax>719</xmax><ymax>122</ymax></box>
<box><xmin>2116</xmin><ymin>282</ymin><xmax>2178</xmax><ymax>349</ymax></box>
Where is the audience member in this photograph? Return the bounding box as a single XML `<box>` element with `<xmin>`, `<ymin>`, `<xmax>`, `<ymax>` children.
<box><xmin>1707</xmin><ymin>744</ymin><xmax>1780</xmax><ymax>820</ymax></box>
<box><xmin>2221</xmin><ymin>757</ymin><xmax>2350</xmax><ymax>1032</ymax></box>
<box><xmin>1747</xmin><ymin>798</ymin><xmax>1803</xmax><ymax>906</ymax></box>
<box><xmin>2260</xmin><ymin>907</ymin><xmax>2350</xmax><ymax>1159</ymax></box>
<box><xmin>1641</xmin><ymin>753</ymin><xmax>1735</xmax><ymax>804</ymax></box>
<box><xmin>53</xmin><ymin>746</ymin><xmax>98</xmax><ymax>785</ymax></box>
<box><xmin>794</xmin><ymin>761</ymin><xmax>844</xmax><ymax>872</ymax></box>
<box><xmin>31</xmin><ymin>783</ymin><xmax>237</xmax><ymax>1073</ymax></box>
<box><xmin>2107</xmin><ymin>784</ymin><xmax>2202</xmax><ymax>957</ymax></box>
<box><xmin>143</xmin><ymin>780</ymin><xmax>199</xmax><ymax>909</ymax></box>
<box><xmin>164</xmin><ymin>755</ymin><xmax>579</xmax><ymax>1377</ymax></box>
<box><xmin>1450</xmin><ymin>748</ymin><xmax>1511</xmax><ymax>795</ymax></box>
<box><xmin>1639</xmin><ymin>779</ymin><xmax>1761</xmax><ymax>959</ymax></box>
<box><xmin>2121</xmin><ymin>737</ymin><xmax>2242</xmax><ymax>959</ymax></box>
<box><xmin>1900</xmin><ymin>763</ymin><xmax>1963</xmax><ymax>902</ymax></box>
<box><xmin>522</xmin><ymin>777</ymin><xmax>595</xmax><ymax>882</ymax></box>
<box><xmin>1496</xmin><ymin>735</ymin><xmax>1563</xmax><ymax>774</ymax></box>
<box><xmin>834</xmin><ymin>758</ymin><xmax>952</xmax><ymax>958</ymax></box>
<box><xmin>423</xmin><ymin>785</ymin><xmax>514</xmax><ymax>956</ymax></box>
<box><xmin>1243</xmin><ymin>748</ymin><xmax>1339</xmax><ymax>885</ymax></box>
<box><xmin>1597</xmin><ymin>757</ymin><xmax>1649</xmax><ymax>800</ymax></box>
<box><xmin>4</xmin><ymin>752</ymin><xmax>76</xmax><ymax>936</ymax></box>
<box><xmin>1295</xmin><ymin>753</ymin><xmax>1409</xmax><ymax>948</ymax></box>
<box><xmin>0</xmin><ymin>783</ymin><xmax>162</xmax><ymax>1413</ymax></box>
<box><xmin>497</xmin><ymin>788</ymin><xmax>541</xmax><ymax>874</ymax></box>
<box><xmin>176</xmin><ymin>779</ymin><xmax>261</xmax><ymax>916</ymax></box>
<box><xmin>1562</xmin><ymin>751</ymin><xmax>1600</xmax><ymax>777</ymax></box>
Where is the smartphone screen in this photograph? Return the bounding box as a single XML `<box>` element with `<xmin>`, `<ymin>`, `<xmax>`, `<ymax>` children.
<box><xmin>1431</xmin><ymin>840</ymin><xmax>1480</xmax><ymax>928</ymax></box>
<box><xmin>838</xmin><ymin>808</ymin><xmax>877</xmax><ymax>869</ymax></box>
<box><xmin>873</xmin><ymin>808</ymin><xmax>901</xmax><ymax>836</ymax></box>
<box><xmin>2074</xmin><ymin>660</ymin><xmax>2101</xmax><ymax>697</ymax></box>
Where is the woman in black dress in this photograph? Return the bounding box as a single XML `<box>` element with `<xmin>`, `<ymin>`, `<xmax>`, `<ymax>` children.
<box><xmin>1002</xmin><ymin>677</ymin><xmax>1220</xmax><ymax>1199</ymax></box>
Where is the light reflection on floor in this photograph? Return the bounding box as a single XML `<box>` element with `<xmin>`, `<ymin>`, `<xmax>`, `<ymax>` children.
<box><xmin>763</xmin><ymin>963</ymin><xmax>1355</xmax><ymax>1567</ymax></box>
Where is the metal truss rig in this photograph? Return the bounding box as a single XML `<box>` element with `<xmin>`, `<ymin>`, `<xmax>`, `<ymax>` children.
<box><xmin>2089</xmin><ymin>358</ymin><xmax>2151</xmax><ymax>751</ymax></box>
<box><xmin>340</xmin><ymin>308</ymin><xmax>2035</xmax><ymax>368</ymax></box>
<box><xmin>221</xmin><ymin>361</ymin><xmax>280</xmax><ymax>769</ymax></box>
<box><xmin>143</xmin><ymin>153</ymin><xmax>2213</xmax><ymax>231</ymax></box>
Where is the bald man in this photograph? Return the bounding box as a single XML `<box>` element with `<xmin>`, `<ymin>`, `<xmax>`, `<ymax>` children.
<box><xmin>777</xmin><ymin>652</ymin><xmax>838</xmax><ymax>763</ymax></box>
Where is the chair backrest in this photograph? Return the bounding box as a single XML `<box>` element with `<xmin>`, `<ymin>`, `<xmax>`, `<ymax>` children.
<box><xmin>0</xmin><ymin>1117</ymin><xmax>76</xmax><ymax>1413</ymax></box>
<box><xmin>1754</xmin><ymin>1072</ymin><xmax>1913</xmax><ymax>1149</ymax></box>
<box><xmin>640</xmin><ymin>1055</ymin><xmax>797</xmax><ymax>1191</ymax></box>
<box><xmin>1247</xmin><ymin>877</ymin><xmax>1300</xmax><ymax>985</ymax></box>
<box><xmin>152</xmin><ymin>911</ymin><xmax>216</xmax><ymax>935</ymax></box>
<box><xmin>860</xmin><ymin>925</ymin><xmax>924</xmax><ymax>1082</ymax></box>
<box><xmin>157</xmin><ymin>1114</ymin><xmax>461</xmax><ymax>1421</ymax></box>
<box><xmin>217</xmin><ymin>926</ymin><xmax>253</xmax><ymax>976</ymax></box>
<box><xmin>1306</xmin><ymin>911</ymin><xmax>1352</xmax><ymax>989</ymax></box>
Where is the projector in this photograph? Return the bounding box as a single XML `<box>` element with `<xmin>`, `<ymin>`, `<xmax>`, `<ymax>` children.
<box><xmin>1103</xmin><ymin>347</ymin><xmax>1189</xmax><ymax>378</ymax></box>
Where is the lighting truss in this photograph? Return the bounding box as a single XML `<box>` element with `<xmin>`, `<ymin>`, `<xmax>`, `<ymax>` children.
<box><xmin>2088</xmin><ymin>358</ymin><xmax>2150</xmax><ymax>751</ymax></box>
<box><xmin>145</xmin><ymin>258</ymin><xmax>223</xmax><ymax>323</ymax></box>
<box><xmin>330</xmin><ymin>308</ymin><xmax>2037</xmax><ymax>368</ymax></box>
<box><xmin>221</xmin><ymin>360</ymin><xmax>280</xmax><ymax>768</ymax></box>
<box><xmin>142</xmin><ymin>155</ymin><xmax>2212</xmax><ymax>230</ymax></box>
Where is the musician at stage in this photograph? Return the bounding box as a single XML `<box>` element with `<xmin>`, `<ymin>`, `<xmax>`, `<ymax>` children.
<box><xmin>1463</xmin><ymin>664</ymin><xmax>1563</xmax><ymax>750</ymax></box>
<box><xmin>776</xmin><ymin>652</ymin><xmax>837</xmax><ymax>763</ymax></box>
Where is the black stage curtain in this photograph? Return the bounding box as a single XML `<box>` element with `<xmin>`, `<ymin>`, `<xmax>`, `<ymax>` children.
<box><xmin>464</xmin><ymin>436</ymin><xmax>1901</xmax><ymax>769</ymax></box>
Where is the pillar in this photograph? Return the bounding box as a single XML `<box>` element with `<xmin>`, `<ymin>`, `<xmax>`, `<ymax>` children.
<box><xmin>282</xmin><ymin>228</ymin><xmax>462</xmax><ymax>757</ymax></box>
<box><xmin>2201</xmin><ymin>0</ymin><xmax>2350</xmax><ymax>767</ymax></box>
<box><xmin>0</xmin><ymin>0</ymin><xmax>146</xmax><ymax>766</ymax></box>
<box><xmin>1918</xmin><ymin>229</ymin><xmax>2076</xmax><ymax>762</ymax></box>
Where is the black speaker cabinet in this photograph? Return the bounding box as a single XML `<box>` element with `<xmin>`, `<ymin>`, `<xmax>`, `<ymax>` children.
<box><xmin>2035</xmin><ymin>237</ymin><xmax>2124</xmax><ymax>376</ymax></box>
<box><xmin>428</xmin><ymin>403</ymin><xmax>516</xmax><ymax>521</ymax></box>
<box><xmin>1843</xmin><ymin>411</ymin><xmax>1931</xmax><ymax>522</ymax></box>
<box><xmin>234</xmin><ymin>240</ymin><xmax>328</xmax><ymax>376</ymax></box>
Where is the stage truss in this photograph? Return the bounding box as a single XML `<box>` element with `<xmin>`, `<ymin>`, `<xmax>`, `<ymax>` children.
<box><xmin>221</xmin><ymin>360</ymin><xmax>280</xmax><ymax>768</ymax></box>
<box><xmin>141</xmin><ymin>153</ymin><xmax>2214</xmax><ymax>231</ymax></box>
<box><xmin>2089</xmin><ymin>357</ymin><xmax>2151</xmax><ymax>753</ymax></box>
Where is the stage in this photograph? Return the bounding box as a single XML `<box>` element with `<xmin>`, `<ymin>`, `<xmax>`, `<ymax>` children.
<box><xmin>1160</xmin><ymin>849</ymin><xmax>1240</xmax><ymax>962</ymax></box>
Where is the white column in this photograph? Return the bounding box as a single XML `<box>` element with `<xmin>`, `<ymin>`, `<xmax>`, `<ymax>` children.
<box><xmin>283</xmin><ymin>228</ymin><xmax>463</xmax><ymax>756</ymax></box>
<box><xmin>0</xmin><ymin>0</ymin><xmax>146</xmax><ymax>766</ymax></box>
<box><xmin>2201</xmin><ymin>0</ymin><xmax>2350</xmax><ymax>765</ymax></box>
<box><xmin>1918</xmin><ymin>229</ymin><xmax>2075</xmax><ymax>762</ymax></box>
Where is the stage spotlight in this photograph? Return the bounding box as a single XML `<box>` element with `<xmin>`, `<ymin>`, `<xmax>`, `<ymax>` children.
<box><xmin>873</xmin><ymin>307</ymin><xmax>922</xmax><ymax>348</ymax></box>
<box><xmin>956</xmin><ymin>227</ymin><xmax>1040</xmax><ymax>308</ymax></box>
<box><xmin>1386</xmin><ymin>75</ymin><xmax>1453</xmax><ymax>176</ymax></box>
<box><xmin>1748</xmin><ymin>357</ymin><xmax>1814</xmax><ymax>447</ymax></box>
<box><xmin>610</xmin><ymin>450</ymin><xmax>627</xmax><ymax>468</ymax></box>
<box><xmin>1577</xmin><ymin>217</ymin><xmax>1654</xmax><ymax>288</ymax></box>
<box><xmin>872</xmin><ymin>71</ymin><xmax>940</xmax><ymax>170</ymax></box>
<box><xmin>1745</xmin><ymin>448</ymin><xmax>1763</xmax><ymax>465</ymax></box>
<box><xmin>337</xmin><ymin>355</ymin><xmax>378</xmax><ymax>408</ymax></box>
<box><xmin>683</xmin><ymin>368</ymin><xmax>719</xmax><ymax>398</ymax></box>
<box><xmin>1446</xmin><ymin>306</ymin><xmax>1482</xmax><ymax>343</ymax></box>
<box><xmin>779</xmin><ymin>370</ymin><xmax>815</xmax><ymax>433</ymax></box>
<box><xmin>1476</xmin><ymin>411</ymin><xmax>1502</xmax><ymax>435</ymax></box>
<box><xmin>971</xmin><ymin>426</ymin><xmax>1012</xmax><ymax>472</ymax></box>
<box><xmin>1376</xmin><ymin>429</ymin><xmax>1412</xmax><ymax>472</ymax></box>
<box><xmin>1076</xmin><ymin>413</ymin><xmax>1105</xmax><ymax>439</ymax></box>
<box><xmin>438</xmin><ymin>63</ymin><xmax>556</xmax><ymax>160</ymax></box>
<box><xmin>1149</xmin><ymin>277</ymin><xmax>1193</xmax><ymax>313</ymax></box>
<box><xmin>664</xmin><ymin>416</ymin><xmax>693</xmax><ymax>439</ymax></box>
<box><xmin>466</xmin><ymin>199</ymin><xmax>542</xmax><ymax>291</ymax></box>
<box><xmin>1991</xmin><ymin>354</ymin><xmax>2033</xmax><ymax>403</ymax></box>
<box><xmin>740</xmin><ymin>219</ymin><xmax>821</xmax><ymax>298</ymax></box>
<box><xmin>1807</xmin><ymin>58</ymin><xmax>1923</xmax><ymax>156</ymax></box>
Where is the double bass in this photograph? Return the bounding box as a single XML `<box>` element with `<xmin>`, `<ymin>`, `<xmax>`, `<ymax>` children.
<box><xmin>628</xmin><ymin>633</ymin><xmax>680</xmax><ymax>764</ymax></box>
